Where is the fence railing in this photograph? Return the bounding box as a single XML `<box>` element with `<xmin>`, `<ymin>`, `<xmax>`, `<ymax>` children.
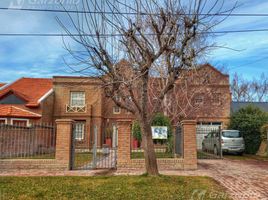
<box><xmin>0</xmin><ymin>123</ymin><xmax>56</xmax><ymax>159</ymax></box>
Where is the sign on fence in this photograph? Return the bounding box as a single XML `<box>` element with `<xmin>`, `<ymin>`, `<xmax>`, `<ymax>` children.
<box><xmin>151</xmin><ymin>126</ymin><xmax>168</xmax><ymax>139</ymax></box>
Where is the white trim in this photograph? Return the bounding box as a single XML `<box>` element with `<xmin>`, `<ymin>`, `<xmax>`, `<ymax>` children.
<box><xmin>38</xmin><ymin>89</ymin><xmax>53</xmax><ymax>103</ymax></box>
<box><xmin>12</xmin><ymin>106</ymin><xmax>41</xmax><ymax>117</ymax></box>
<box><xmin>113</xmin><ymin>106</ymin><xmax>121</xmax><ymax>114</ymax></box>
<box><xmin>0</xmin><ymin>77</ymin><xmax>21</xmax><ymax>91</ymax></box>
<box><xmin>11</xmin><ymin>118</ymin><xmax>30</xmax><ymax>126</ymax></box>
<box><xmin>0</xmin><ymin>118</ymin><xmax>7</xmax><ymax>124</ymax></box>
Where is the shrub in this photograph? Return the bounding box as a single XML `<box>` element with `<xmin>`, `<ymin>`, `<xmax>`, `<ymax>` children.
<box><xmin>132</xmin><ymin>121</ymin><xmax>142</xmax><ymax>142</ymax></box>
<box><xmin>229</xmin><ymin>105</ymin><xmax>268</xmax><ymax>154</ymax></box>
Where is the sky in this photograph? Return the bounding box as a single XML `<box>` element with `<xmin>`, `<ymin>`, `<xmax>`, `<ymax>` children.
<box><xmin>0</xmin><ymin>0</ymin><xmax>268</xmax><ymax>83</ymax></box>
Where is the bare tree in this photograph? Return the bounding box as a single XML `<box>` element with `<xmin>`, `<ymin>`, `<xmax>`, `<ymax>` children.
<box><xmin>231</xmin><ymin>73</ymin><xmax>252</xmax><ymax>101</ymax></box>
<box><xmin>251</xmin><ymin>73</ymin><xmax>268</xmax><ymax>102</ymax></box>
<box><xmin>58</xmin><ymin>0</ymin><xmax>236</xmax><ymax>175</ymax></box>
<box><xmin>231</xmin><ymin>72</ymin><xmax>268</xmax><ymax>102</ymax></box>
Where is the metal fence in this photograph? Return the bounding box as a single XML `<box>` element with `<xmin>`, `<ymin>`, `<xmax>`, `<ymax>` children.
<box><xmin>71</xmin><ymin>125</ymin><xmax>117</xmax><ymax>170</ymax></box>
<box><xmin>196</xmin><ymin>126</ymin><xmax>222</xmax><ymax>159</ymax></box>
<box><xmin>0</xmin><ymin>123</ymin><xmax>56</xmax><ymax>159</ymax></box>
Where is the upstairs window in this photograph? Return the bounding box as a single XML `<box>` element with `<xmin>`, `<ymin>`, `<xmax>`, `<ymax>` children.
<box><xmin>113</xmin><ymin>106</ymin><xmax>121</xmax><ymax>114</ymax></box>
<box><xmin>70</xmin><ymin>92</ymin><xmax>85</xmax><ymax>107</ymax></box>
<box><xmin>194</xmin><ymin>94</ymin><xmax>204</xmax><ymax>105</ymax></box>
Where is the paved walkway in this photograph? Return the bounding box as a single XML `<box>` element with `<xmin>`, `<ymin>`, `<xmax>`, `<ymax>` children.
<box><xmin>164</xmin><ymin>159</ymin><xmax>268</xmax><ymax>200</ymax></box>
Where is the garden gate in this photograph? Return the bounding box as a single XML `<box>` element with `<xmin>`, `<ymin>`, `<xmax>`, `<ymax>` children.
<box><xmin>71</xmin><ymin>125</ymin><xmax>117</xmax><ymax>170</ymax></box>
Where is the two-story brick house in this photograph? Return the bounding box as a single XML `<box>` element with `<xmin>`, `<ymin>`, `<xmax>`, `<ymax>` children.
<box><xmin>52</xmin><ymin>63</ymin><xmax>230</xmax><ymax>148</ymax></box>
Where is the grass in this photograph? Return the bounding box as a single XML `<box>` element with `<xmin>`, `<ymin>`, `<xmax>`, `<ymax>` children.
<box><xmin>131</xmin><ymin>151</ymin><xmax>174</xmax><ymax>159</ymax></box>
<box><xmin>0</xmin><ymin>176</ymin><xmax>231</xmax><ymax>200</ymax></box>
<box><xmin>74</xmin><ymin>152</ymin><xmax>104</xmax><ymax>168</ymax></box>
<box><xmin>74</xmin><ymin>152</ymin><xmax>93</xmax><ymax>168</ymax></box>
<box><xmin>224</xmin><ymin>154</ymin><xmax>268</xmax><ymax>161</ymax></box>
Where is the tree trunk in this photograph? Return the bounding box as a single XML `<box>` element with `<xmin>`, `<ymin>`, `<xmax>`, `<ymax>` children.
<box><xmin>140</xmin><ymin>120</ymin><xmax>159</xmax><ymax>175</ymax></box>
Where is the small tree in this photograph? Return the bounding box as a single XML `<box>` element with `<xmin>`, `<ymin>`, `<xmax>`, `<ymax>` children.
<box><xmin>229</xmin><ymin>105</ymin><xmax>268</xmax><ymax>154</ymax></box>
<box><xmin>132</xmin><ymin>121</ymin><xmax>142</xmax><ymax>143</ymax></box>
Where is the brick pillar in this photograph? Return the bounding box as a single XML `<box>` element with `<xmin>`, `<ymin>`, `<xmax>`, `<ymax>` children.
<box><xmin>55</xmin><ymin>119</ymin><xmax>74</xmax><ymax>170</ymax></box>
<box><xmin>117</xmin><ymin>119</ymin><xmax>132</xmax><ymax>169</ymax></box>
<box><xmin>182</xmin><ymin>120</ymin><xmax>197</xmax><ymax>169</ymax></box>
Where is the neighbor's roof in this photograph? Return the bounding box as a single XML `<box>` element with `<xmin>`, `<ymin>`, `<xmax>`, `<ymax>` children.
<box><xmin>0</xmin><ymin>78</ymin><xmax>53</xmax><ymax>107</ymax></box>
<box><xmin>0</xmin><ymin>105</ymin><xmax>41</xmax><ymax>118</ymax></box>
<box><xmin>0</xmin><ymin>83</ymin><xmax>5</xmax><ymax>88</ymax></box>
<box><xmin>231</xmin><ymin>102</ymin><xmax>268</xmax><ymax>113</ymax></box>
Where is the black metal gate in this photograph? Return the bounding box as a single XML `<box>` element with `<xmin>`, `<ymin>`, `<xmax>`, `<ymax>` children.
<box><xmin>175</xmin><ymin>126</ymin><xmax>183</xmax><ymax>157</ymax></box>
<box><xmin>196</xmin><ymin>126</ymin><xmax>222</xmax><ymax>159</ymax></box>
<box><xmin>71</xmin><ymin>125</ymin><xmax>117</xmax><ymax>170</ymax></box>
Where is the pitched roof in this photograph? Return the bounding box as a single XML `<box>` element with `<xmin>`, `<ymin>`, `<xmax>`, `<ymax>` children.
<box><xmin>0</xmin><ymin>105</ymin><xmax>41</xmax><ymax>118</ymax></box>
<box><xmin>0</xmin><ymin>78</ymin><xmax>52</xmax><ymax>107</ymax></box>
<box><xmin>231</xmin><ymin>102</ymin><xmax>268</xmax><ymax>113</ymax></box>
<box><xmin>0</xmin><ymin>83</ymin><xmax>5</xmax><ymax>88</ymax></box>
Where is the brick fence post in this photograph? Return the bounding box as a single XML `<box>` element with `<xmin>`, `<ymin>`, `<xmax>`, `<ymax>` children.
<box><xmin>55</xmin><ymin>119</ymin><xmax>74</xmax><ymax>170</ymax></box>
<box><xmin>181</xmin><ymin>120</ymin><xmax>197</xmax><ymax>169</ymax></box>
<box><xmin>117</xmin><ymin>119</ymin><xmax>132</xmax><ymax>169</ymax></box>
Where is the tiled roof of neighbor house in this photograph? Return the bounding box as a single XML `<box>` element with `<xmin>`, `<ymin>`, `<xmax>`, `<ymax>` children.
<box><xmin>231</xmin><ymin>102</ymin><xmax>268</xmax><ymax>113</ymax></box>
<box><xmin>0</xmin><ymin>83</ymin><xmax>5</xmax><ymax>87</ymax></box>
<box><xmin>0</xmin><ymin>105</ymin><xmax>41</xmax><ymax>118</ymax></box>
<box><xmin>0</xmin><ymin>78</ymin><xmax>53</xmax><ymax>107</ymax></box>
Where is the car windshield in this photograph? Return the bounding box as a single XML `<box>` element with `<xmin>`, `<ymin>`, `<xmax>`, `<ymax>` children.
<box><xmin>222</xmin><ymin>131</ymin><xmax>241</xmax><ymax>138</ymax></box>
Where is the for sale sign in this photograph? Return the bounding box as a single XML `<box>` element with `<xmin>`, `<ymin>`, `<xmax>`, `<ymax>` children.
<box><xmin>151</xmin><ymin>126</ymin><xmax>168</xmax><ymax>139</ymax></box>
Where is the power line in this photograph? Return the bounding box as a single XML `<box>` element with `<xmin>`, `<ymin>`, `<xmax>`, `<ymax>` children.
<box><xmin>1</xmin><ymin>7</ymin><xmax>268</xmax><ymax>17</ymax></box>
<box><xmin>0</xmin><ymin>28</ymin><xmax>268</xmax><ymax>37</ymax></box>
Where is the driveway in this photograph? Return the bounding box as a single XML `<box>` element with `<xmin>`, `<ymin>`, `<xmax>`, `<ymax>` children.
<box><xmin>198</xmin><ymin>159</ymin><xmax>268</xmax><ymax>200</ymax></box>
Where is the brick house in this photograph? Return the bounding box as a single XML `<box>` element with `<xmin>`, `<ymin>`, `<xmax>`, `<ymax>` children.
<box><xmin>52</xmin><ymin>63</ymin><xmax>230</xmax><ymax>147</ymax></box>
<box><xmin>0</xmin><ymin>63</ymin><xmax>230</xmax><ymax>146</ymax></box>
<box><xmin>0</xmin><ymin>78</ymin><xmax>54</xmax><ymax>126</ymax></box>
<box><xmin>52</xmin><ymin>76</ymin><xmax>134</xmax><ymax>148</ymax></box>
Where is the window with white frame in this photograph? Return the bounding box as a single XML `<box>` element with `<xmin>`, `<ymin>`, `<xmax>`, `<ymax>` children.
<box><xmin>70</xmin><ymin>92</ymin><xmax>85</xmax><ymax>107</ymax></box>
<box><xmin>0</xmin><ymin>118</ymin><xmax>7</xmax><ymax>125</ymax></box>
<box><xmin>11</xmin><ymin>118</ymin><xmax>29</xmax><ymax>127</ymax></box>
<box><xmin>113</xmin><ymin>106</ymin><xmax>121</xmax><ymax>114</ymax></box>
<box><xmin>74</xmin><ymin>121</ymin><xmax>85</xmax><ymax>140</ymax></box>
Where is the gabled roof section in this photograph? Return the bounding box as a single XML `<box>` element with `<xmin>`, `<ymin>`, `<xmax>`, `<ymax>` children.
<box><xmin>0</xmin><ymin>78</ymin><xmax>53</xmax><ymax>107</ymax></box>
<box><xmin>198</xmin><ymin>63</ymin><xmax>229</xmax><ymax>77</ymax></box>
<box><xmin>0</xmin><ymin>105</ymin><xmax>41</xmax><ymax>118</ymax></box>
<box><xmin>0</xmin><ymin>83</ymin><xmax>6</xmax><ymax>88</ymax></box>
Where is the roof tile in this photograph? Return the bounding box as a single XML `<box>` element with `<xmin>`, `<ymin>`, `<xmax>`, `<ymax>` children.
<box><xmin>0</xmin><ymin>78</ymin><xmax>52</xmax><ymax>107</ymax></box>
<box><xmin>0</xmin><ymin>105</ymin><xmax>41</xmax><ymax>118</ymax></box>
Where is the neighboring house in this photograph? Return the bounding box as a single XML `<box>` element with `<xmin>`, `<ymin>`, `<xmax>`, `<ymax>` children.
<box><xmin>0</xmin><ymin>83</ymin><xmax>6</xmax><ymax>88</ymax></box>
<box><xmin>0</xmin><ymin>78</ymin><xmax>54</xmax><ymax>126</ymax></box>
<box><xmin>231</xmin><ymin>102</ymin><xmax>268</xmax><ymax>113</ymax></box>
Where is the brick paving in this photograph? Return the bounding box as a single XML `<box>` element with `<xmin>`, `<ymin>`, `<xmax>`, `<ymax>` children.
<box><xmin>164</xmin><ymin>159</ymin><xmax>268</xmax><ymax>200</ymax></box>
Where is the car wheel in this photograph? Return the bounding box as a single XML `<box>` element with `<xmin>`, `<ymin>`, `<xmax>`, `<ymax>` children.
<box><xmin>214</xmin><ymin>146</ymin><xmax>218</xmax><ymax>155</ymax></box>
